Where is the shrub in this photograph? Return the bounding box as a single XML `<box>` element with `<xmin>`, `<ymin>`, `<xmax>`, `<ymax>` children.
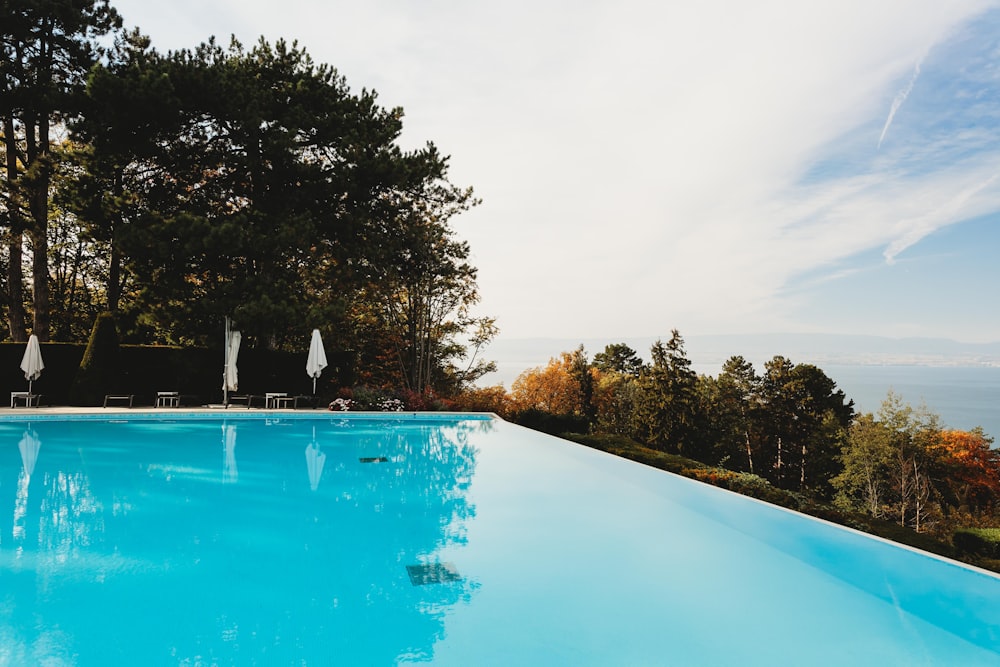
<box><xmin>349</xmin><ymin>386</ymin><xmax>390</xmax><ymax>410</ymax></box>
<box><xmin>561</xmin><ymin>433</ymin><xmax>707</xmax><ymax>474</ymax></box>
<box><xmin>69</xmin><ymin>312</ymin><xmax>122</xmax><ymax>406</ymax></box>
<box><xmin>377</xmin><ymin>397</ymin><xmax>404</xmax><ymax>412</ymax></box>
<box><xmin>953</xmin><ymin>528</ymin><xmax>1000</xmax><ymax>558</ymax></box>
<box><xmin>451</xmin><ymin>385</ymin><xmax>511</xmax><ymax>415</ymax></box>
<box><xmin>400</xmin><ymin>388</ymin><xmax>450</xmax><ymax>411</ymax></box>
<box><xmin>511</xmin><ymin>408</ymin><xmax>589</xmax><ymax>436</ymax></box>
<box><xmin>329</xmin><ymin>386</ymin><xmax>408</xmax><ymax>411</ymax></box>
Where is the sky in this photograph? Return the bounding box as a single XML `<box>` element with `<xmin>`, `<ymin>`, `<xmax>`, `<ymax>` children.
<box><xmin>111</xmin><ymin>0</ymin><xmax>1000</xmax><ymax>346</ymax></box>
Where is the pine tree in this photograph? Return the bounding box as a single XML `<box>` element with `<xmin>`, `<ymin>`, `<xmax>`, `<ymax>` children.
<box><xmin>632</xmin><ymin>330</ymin><xmax>701</xmax><ymax>455</ymax></box>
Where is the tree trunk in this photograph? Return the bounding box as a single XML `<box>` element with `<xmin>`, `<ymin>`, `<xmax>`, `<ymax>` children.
<box><xmin>775</xmin><ymin>436</ymin><xmax>783</xmax><ymax>485</ymax></box>
<box><xmin>800</xmin><ymin>441</ymin><xmax>807</xmax><ymax>490</ymax></box>
<box><xmin>108</xmin><ymin>242</ymin><xmax>121</xmax><ymax>311</ymax></box>
<box><xmin>3</xmin><ymin>118</ymin><xmax>28</xmax><ymax>341</ymax></box>
<box><xmin>912</xmin><ymin>458</ymin><xmax>931</xmax><ymax>533</ymax></box>
<box><xmin>744</xmin><ymin>430</ymin><xmax>754</xmax><ymax>474</ymax></box>
<box><xmin>897</xmin><ymin>452</ymin><xmax>911</xmax><ymax>528</ymax></box>
<box><xmin>107</xmin><ymin>169</ymin><xmax>124</xmax><ymax>311</ymax></box>
<box><xmin>30</xmin><ymin>218</ymin><xmax>50</xmax><ymax>340</ymax></box>
<box><xmin>864</xmin><ymin>464</ymin><xmax>881</xmax><ymax>518</ymax></box>
<box><xmin>24</xmin><ymin>106</ymin><xmax>51</xmax><ymax>340</ymax></box>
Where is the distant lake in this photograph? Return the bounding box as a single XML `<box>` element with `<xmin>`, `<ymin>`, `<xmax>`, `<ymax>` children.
<box><xmin>694</xmin><ymin>363</ymin><xmax>1000</xmax><ymax>442</ymax></box>
<box><xmin>486</xmin><ymin>360</ymin><xmax>1000</xmax><ymax>442</ymax></box>
<box><xmin>821</xmin><ymin>364</ymin><xmax>1000</xmax><ymax>441</ymax></box>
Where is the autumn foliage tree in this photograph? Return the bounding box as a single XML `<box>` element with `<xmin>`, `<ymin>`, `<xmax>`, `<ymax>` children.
<box><xmin>510</xmin><ymin>347</ymin><xmax>596</xmax><ymax>416</ymax></box>
<box><xmin>934</xmin><ymin>428</ymin><xmax>1000</xmax><ymax>516</ymax></box>
<box><xmin>592</xmin><ymin>343</ymin><xmax>645</xmax><ymax>436</ymax></box>
<box><xmin>830</xmin><ymin>392</ymin><xmax>1000</xmax><ymax>534</ymax></box>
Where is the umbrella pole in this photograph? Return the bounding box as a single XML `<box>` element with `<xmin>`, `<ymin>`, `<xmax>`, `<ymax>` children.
<box><xmin>223</xmin><ymin>316</ymin><xmax>230</xmax><ymax>405</ymax></box>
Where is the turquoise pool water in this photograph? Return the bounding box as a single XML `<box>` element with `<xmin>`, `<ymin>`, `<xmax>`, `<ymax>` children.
<box><xmin>1</xmin><ymin>413</ymin><xmax>999</xmax><ymax>665</ymax></box>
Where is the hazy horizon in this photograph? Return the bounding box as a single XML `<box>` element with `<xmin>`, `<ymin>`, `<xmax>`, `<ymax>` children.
<box><xmin>479</xmin><ymin>331</ymin><xmax>1000</xmax><ymax>388</ymax></box>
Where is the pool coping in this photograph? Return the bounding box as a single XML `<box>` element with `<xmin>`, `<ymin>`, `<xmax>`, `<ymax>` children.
<box><xmin>0</xmin><ymin>407</ymin><xmax>497</xmax><ymax>422</ymax></box>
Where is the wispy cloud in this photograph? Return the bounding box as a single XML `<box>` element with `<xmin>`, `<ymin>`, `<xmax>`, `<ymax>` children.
<box><xmin>883</xmin><ymin>171</ymin><xmax>1000</xmax><ymax>263</ymax></box>
<box><xmin>878</xmin><ymin>57</ymin><xmax>924</xmax><ymax>149</ymax></box>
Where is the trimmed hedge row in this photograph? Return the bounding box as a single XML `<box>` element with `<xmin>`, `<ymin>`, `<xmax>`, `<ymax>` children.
<box><xmin>1</xmin><ymin>341</ymin><xmax>352</xmax><ymax>407</ymax></box>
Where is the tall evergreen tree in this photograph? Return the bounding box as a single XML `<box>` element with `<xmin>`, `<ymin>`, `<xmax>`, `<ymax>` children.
<box><xmin>632</xmin><ymin>330</ymin><xmax>702</xmax><ymax>455</ymax></box>
<box><xmin>66</xmin><ymin>28</ymin><xmax>179</xmax><ymax>318</ymax></box>
<box><xmin>705</xmin><ymin>355</ymin><xmax>762</xmax><ymax>472</ymax></box>
<box><xmin>760</xmin><ymin>356</ymin><xmax>853</xmax><ymax>495</ymax></box>
<box><xmin>593</xmin><ymin>343</ymin><xmax>643</xmax><ymax>377</ymax></box>
<box><xmin>0</xmin><ymin>0</ymin><xmax>120</xmax><ymax>340</ymax></box>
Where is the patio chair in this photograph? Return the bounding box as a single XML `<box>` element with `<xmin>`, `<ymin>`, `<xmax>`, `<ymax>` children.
<box><xmin>10</xmin><ymin>391</ymin><xmax>41</xmax><ymax>408</ymax></box>
<box><xmin>226</xmin><ymin>394</ymin><xmax>257</xmax><ymax>409</ymax></box>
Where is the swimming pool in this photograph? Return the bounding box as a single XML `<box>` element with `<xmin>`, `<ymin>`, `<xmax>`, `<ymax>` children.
<box><xmin>1</xmin><ymin>412</ymin><xmax>998</xmax><ymax>665</ymax></box>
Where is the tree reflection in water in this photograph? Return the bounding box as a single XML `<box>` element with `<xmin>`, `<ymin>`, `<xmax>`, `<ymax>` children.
<box><xmin>0</xmin><ymin>416</ymin><xmax>492</xmax><ymax>664</ymax></box>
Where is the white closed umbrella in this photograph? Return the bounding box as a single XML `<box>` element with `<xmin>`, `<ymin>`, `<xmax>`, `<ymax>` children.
<box><xmin>223</xmin><ymin>423</ymin><xmax>238</xmax><ymax>484</ymax></box>
<box><xmin>20</xmin><ymin>335</ymin><xmax>44</xmax><ymax>395</ymax></box>
<box><xmin>223</xmin><ymin>317</ymin><xmax>241</xmax><ymax>403</ymax></box>
<box><xmin>305</xmin><ymin>329</ymin><xmax>328</xmax><ymax>394</ymax></box>
<box><xmin>304</xmin><ymin>427</ymin><xmax>326</xmax><ymax>491</ymax></box>
<box><xmin>18</xmin><ymin>428</ymin><xmax>40</xmax><ymax>479</ymax></box>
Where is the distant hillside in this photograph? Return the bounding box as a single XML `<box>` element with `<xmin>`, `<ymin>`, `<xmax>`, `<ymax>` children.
<box><xmin>481</xmin><ymin>333</ymin><xmax>1000</xmax><ymax>387</ymax></box>
<box><xmin>685</xmin><ymin>333</ymin><xmax>1000</xmax><ymax>368</ymax></box>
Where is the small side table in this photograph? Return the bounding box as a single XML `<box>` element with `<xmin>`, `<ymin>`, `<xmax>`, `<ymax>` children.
<box><xmin>265</xmin><ymin>392</ymin><xmax>288</xmax><ymax>409</ymax></box>
<box><xmin>156</xmin><ymin>392</ymin><xmax>180</xmax><ymax>407</ymax></box>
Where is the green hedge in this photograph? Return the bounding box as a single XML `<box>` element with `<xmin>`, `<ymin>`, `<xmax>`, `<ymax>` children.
<box><xmin>510</xmin><ymin>408</ymin><xmax>590</xmax><ymax>435</ymax></box>
<box><xmin>1</xmin><ymin>341</ymin><xmax>352</xmax><ymax>407</ymax></box>
<box><xmin>70</xmin><ymin>313</ymin><xmax>123</xmax><ymax>406</ymax></box>
<box><xmin>562</xmin><ymin>432</ymin><xmax>708</xmax><ymax>474</ymax></box>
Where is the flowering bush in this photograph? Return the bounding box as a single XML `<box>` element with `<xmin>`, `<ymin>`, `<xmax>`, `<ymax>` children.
<box><xmin>350</xmin><ymin>386</ymin><xmax>387</xmax><ymax>410</ymax></box>
<box><xmin>683</xmin><ymin>468</ymin><xmax>772</xmax><ymax>495</ymax></box>
<box><xmin>378</xmin><ymin>397</ymin><xmax>404</xmax><ymax>412</ymax></box>
<box><xmin>328</xmin><ymin>398</ymin><xmax>354</xmax><ymax>411</ymax></box>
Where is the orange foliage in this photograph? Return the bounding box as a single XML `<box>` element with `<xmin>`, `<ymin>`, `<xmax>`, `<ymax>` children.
<box><xmin>452</xmin><ymin>385</ymin><xmax>511</xmax><ymax>416</ymax></box>
<box><xmin>591</xmin><ymin>372</ymin><xmax>622</xmax><ymax>417</ymax></box>
<box><xmin>935</xmin><ymin>429</ymin><xmax>1000</xmax><ymax>511</ymax></box>
<box><xmin>509</xmin><ymin>352</ymin><xmax>599</xmax><ymax>415</ymax></box>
